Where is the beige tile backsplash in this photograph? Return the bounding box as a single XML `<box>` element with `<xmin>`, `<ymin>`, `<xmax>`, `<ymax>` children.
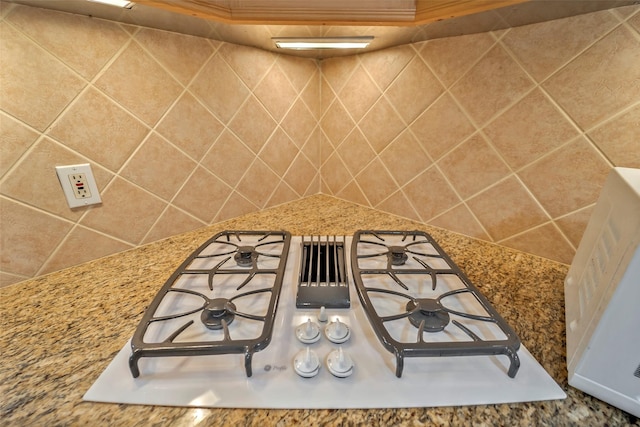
<box><xmin>1</xmin><ymin>2</ymin><xmax>639</xmax><ymax>286</ymax></box>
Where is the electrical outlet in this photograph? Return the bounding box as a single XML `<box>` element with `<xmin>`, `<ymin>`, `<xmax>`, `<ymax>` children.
<box><xmin>55</xmin><ymin>163</ymin><xmax>102</xmax><ymax>208</ymax></box>
<box><xmin>68</xmin><ymin>173</ymin><xmax>92</xmax><ymax>199</ymax></box>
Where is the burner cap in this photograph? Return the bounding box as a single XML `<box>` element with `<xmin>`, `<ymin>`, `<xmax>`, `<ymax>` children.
<box><xmin>201</xmin><ymin>298</ymin><xmax>237</xmax><ymax>330</ymax></box>
<box><xmin>234</xmin><ymin>246</ymin><xmax>255</xmax><ymax>267</ymax></box>
<box><xmin>406</xmin><ymin>298</ymin><xmax>449</xmax><ymax>332</ymax></box>
<box><xmin>388</xmin><ymin>246</ymin><xmax>408</xmax><ymax>266</ymax></box>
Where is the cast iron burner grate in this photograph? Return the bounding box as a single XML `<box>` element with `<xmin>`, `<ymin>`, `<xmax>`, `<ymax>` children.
<box><xmin>350</xmin><ymin>230</ymin><xmax>521</xmax><ymax>378</ymax></box>
<box><xmin>129</xmin><ymin>230</ymin><xmax>290</xmax><ymax>378</ymax></box>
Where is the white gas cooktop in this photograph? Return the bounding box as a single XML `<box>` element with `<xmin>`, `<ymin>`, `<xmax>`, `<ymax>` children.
<box><xmin>84</xmin><ymin>233</ymin><xmax>565</xmax><ymax>409</ymax></box>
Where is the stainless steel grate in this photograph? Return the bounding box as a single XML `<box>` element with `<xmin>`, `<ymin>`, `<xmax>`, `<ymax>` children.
<box><xmin>296</xmin><ymin>235</ymin><xmax>350</xmax><ymax>308</ymax></box>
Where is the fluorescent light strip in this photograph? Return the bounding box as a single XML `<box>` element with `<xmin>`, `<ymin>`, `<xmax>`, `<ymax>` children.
<box><xmin>87</xmin><ymin>0</ymin><xmax>134</xmax><ymax>8</ymax></box>
<box><xmin>273</xmin><ymin>37</ymin><xmax>373</xmax><ymax>50</ymax></box>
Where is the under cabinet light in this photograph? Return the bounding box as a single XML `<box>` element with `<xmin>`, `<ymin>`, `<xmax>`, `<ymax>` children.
<box><xmin>87</xmin><ymin>0</ymin><xmax>134</xmax><ymax>8</ymax></box>
<box><xmin>272</xmin><ymin>37</ymin><xmax>373</xmax><ymax>50</ymax></box>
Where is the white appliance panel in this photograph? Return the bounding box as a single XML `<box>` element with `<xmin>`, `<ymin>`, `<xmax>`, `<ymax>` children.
<box><xmin>85</xmin><ymin>237</ymin><xmax>565</xmax><ymax>409</ymax></box>
<box><xmin>565</xmin><ymin>167</ymin><xmax>640</xmax><ymax>417</ymax></box>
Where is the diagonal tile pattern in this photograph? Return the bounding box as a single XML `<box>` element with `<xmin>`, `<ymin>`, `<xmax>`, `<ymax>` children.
<box><xmin>319</xmin><ymin>5</ymin><xmax>640</xmax><ymax>266</ymax></box>
<box><xmin>1</xmin><ymin>1</ymin><xmax>639</xmax><ymax>286</ymax></box>
<box><xmin>0</xmin><ymin>2</ymin><xmax>320</xmax><ymax>285</ymax></box>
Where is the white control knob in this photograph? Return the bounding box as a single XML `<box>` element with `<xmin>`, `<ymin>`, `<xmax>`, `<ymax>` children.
<box><xmin>324</xmin><ymin>317</ymin><xmax>351</xmax><ymax>344</ymax></box>
<box><xmin>295</xmin><ymin>319</ymin><xmax>321</xmax><ymax>344</ymax></box>
<box><xmin>326</xmin><ymin>347</ymin><xmax>354</xmax><ymax>378</ymax></box>
<box><xmin>293</xmin><ymin>347</ymin><xmax>320</xmax><ymax>378</ymax></box>
<box><xmin>318</xmin><ymin>306</ymin><xmax>328</xmax><ymax>322</ymax></box>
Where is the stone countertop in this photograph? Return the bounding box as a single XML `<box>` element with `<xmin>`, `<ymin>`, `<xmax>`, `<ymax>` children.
<box><xmin>1</xmin><ymin>195</ymin><xmax>637</xmax><ymax>426</ymax></box>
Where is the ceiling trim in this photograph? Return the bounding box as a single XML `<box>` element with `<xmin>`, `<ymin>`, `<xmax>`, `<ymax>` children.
<box><xmin>135</xmin><ymin>0</ymin><xmax>528</xmax><ymax>26</ymax></box>
<box><xmin>414</xmin><ymin>0</ymin><xmax>528</xmax><ymax>25</ymax></box>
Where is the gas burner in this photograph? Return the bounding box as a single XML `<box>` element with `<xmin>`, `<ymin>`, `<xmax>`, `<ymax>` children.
<box><xmin>406</xmin><ymin>298</ymin><xmax>450</xmax><ymax>332</ymax></box>
<box><xmin>201</xmin><ymin>298</ymin><xmax>236</xmax><ymax>330</ymax></box>
<box><xmin>234</xmin><ymin>246</ymin><xmax>256</xmax><ymax>267</ymax></box>
<box><xmin>351</xmin><ymin>230</ymin><xmax>521</xmax><ymax>378</ymax></box>
<box><xmin>129</xmin><ymin>230</ymin><xmax>291</xmax><ymax>378</ymax></box>
<box><xmin>388</xmin><ymin>246</ymin><xmax>408</xmax><ymax>266</ymax></box>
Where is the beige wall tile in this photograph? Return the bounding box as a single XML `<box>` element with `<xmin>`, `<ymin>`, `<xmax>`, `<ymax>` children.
<box><xmin>142</xmin><ymin>206</ymin><xmax>204</xmax><ymax>244</ymax></box>
<box><xmin>430</xmin><ymin>203</ymin><xmax>490</xmax><ymax>241</ymax></box>
<box><xmin>555</xmin><ymin>206</ymin><xmax>594</xmax><ymax>248</ymax></box>
<box><xmin>1</xmin><ymin>272</ymin><xmax>26</xmax><ymax>289</ymax></box>
<box><xmin>321</xmin><ymin>55</ymin><xmax>359</xmax><ymax>95</ymax></box>
<box><xmin>588</xmin><ymin>104</ymin><xmax>640</xmax><ymax>169</ymax></box>
<box><xmin>281</xmin><ymin>99</ymin><xmax>318</xmax><ymax>147</ymax></box>
<box><xmin>543</xmin><ymin>26</ymin><xmax>640</xmax><ymax>130</ymax></box>
<box><xmin>201</xmin><ymin>130</ymin><xmax>254</xmax><ymax>187</ymax></box>
<box><xmin>80</xmin><ymin>177</ymin><xmax>167</xmax><ymax>244</ymax></box>
<box><xmin>155</xmin><ymin>92</ymin><xmax>224</xmax><ymax>162</ymax></box>
<box><xmin>500</xmin><ymin>223</ymin><xmax>575</xmax><ymax>264</ymax></box>
<box><xmin>418</xmin><ymin>32</ymin><xmax>496</xmax><ymax>88</ymax></box>
<box><xmin>629</xmin><ymin>9</ymin><xmax>640</xmax><ymax>32</ymax></box>
<box><xmin>337</xmin><ymin>64</ymin><xmax>381</xmax><ymax>123</ymax></box>
<box><xmin>4</xmin><ymin>3</ymin><xmax>640</xmax><ymax>283</ymax></box>
<box><xmin>337</xmin><ymin>129</ymin><xmax>376</xmax><ymax>176</ymax></box>
<box><xmin>380</xmin><ymin>130</ymin><xmax>431</xmax><ymax>186</ymax></box>
<box><xmin>484</xmin><ymin>89</ymin><xmax>580</xmax><ymax>170</ymax></box>
<box><xmin>410</xmin><ymin>93</ymin><xmax>475</xmax><ymax>161</ymax></box>
<box><xmin>385</xmin><ymin>57</ymin><xmax>444</xmax><ymax>123</ymax></box>
<box><xmin>40</xmin><ymin>226</ymin><xmax>132</xmax><ymax>274</ymax></box>
<box><xmin>48</xmin><ymin>87</ymin><xmax>149</xmax><ymax>172</ymax></box>
<box><xmin>260</xmin><ymin>128</ymin><xmax>298</xmax><ymax>177</ymax></box>
<box><xmin>172</xmin><ymin>167</ymin><xmax>231</xmax><ymax>223</ymax></box>
<box><xmin>518</xmin><ymin>137</ymin><xmax>611</xmax><ymax>218</ymax></box>
<box><xmin>217</xmin><ymin>43</ymin><xmax>275</xmax><ymax>90</ymax></box>
<box><xmin>254</xmin><ymin>63</ymin><xmax>297</xmax><ymax>122</ymax></box>
<box><xmin>215</xmin><ymin>191</ymin><xmax>258</xmax><ymax>222</ymax></box>
<box><xmin>467</xmin><ymin>177</ymin><xmax>548</xmax><ymax>241</ymax></box>
<box><xmin>120</xmin><ymin>133</ymin><xmax>196</xmax><ymax>201</ymax></box>
<box><xmin>265</xmin><ymin>182</ymin><xmax>299</xmax><ymax>209</ymax></box>
<box><xmin>335</xmin><ymin>181</ymin><xmax>368</xmax><ymax>206</ymax></box>
<box><xmin>320</xmin><ymin>75</ymin><xmax>337</xmax><ymax>113</ymax></box>
<box><xmin>236</xmin><ymin>159</ymin><xmax>279</xmax><ymax>208</ymax></box>
<box><xmin>135</xmin><ymin>27</ymin><xmax>215</xmax><ymax>85</ymax></box>
<box><xmin>302</xmin><ymin>127</ymin><xmax>322</xmax><ymax>168</ymax></box>
<box><xmin>277</xmin><ymin>55</ymin><xmax>319</xmax><ymax>94</ymax></box>
<box><xmin>6</xmin><ymin>5</ymin><xmax>130</xmax><ymax>80</ymax></box>
<box><xmin>321</xmin><ymin>153</ymin><xmax>352</xmax><ymax>195</ymax></box>
<box><xmin>304</xmin><ymin>174</ymin><xmax>321</xmax><ymax>197</ymax></box>
<box><xmin>95</xmin><ymin>41</ymin><xmax>183</xmax><ymax>126</ymax></box>
<box><xmin>0</xmin><ymin>197</ymin><xmax>72</xmax><ymax>276</ymax></box>
<box><xmin>356</xmin><ymin>159</ymin><xmax>399</xmax><ymax>207</ymax></box>
<box><xmin>189</xmin><ymin>53</ymin><xmax>250</xmax><ymax>124</ymax></box>
<box><xmin>300</xmin><ymin>70</ymin><xmax>321</xmax><ymax>120</ymax></box>
<box><xmin>228</xmin><ymin>96</ymin><xmax>277</xmax><ymax>154</ymax></box>
<box><xmin>321</xmin><ymin>101</ymin><xmax>355</xmax><ymax>146</ymax></box>
<box><xmin>502</xmin><ymin>10</ymin><xmax>619</xmax><ymax>82</ymax></box>
<box><xmin>451</xmin><ymin>45</ymin><xmax>534</xmax><ymax>126</ymax></box>
<box><xmin>358</xmin><ymin>97</ymin><xmax>404</xmax><ymax>153</ymax></box>
<box><xmin>0</xmin><ymin>113</ymin><xmax>39</xmax><ymax>177</ymax></box>
<box><xmin>438</xmin><ymin>134</ymin><xmax>511</xmax><ymax>199</ymax></box>
<box><xmin>0</xmin><ymin>137</ymin><xmax>113</xmax><ymax>221</ymax></box>
<box><xmin>0</xmin><ymin>1</ymin><xmax>15</xmax><ymax>17</ymax></box>
<box><xmin>377</xmin><ymin>190</ymin><xmax>421</xmax><ymax>222</ymax></box>
<box><xmin>0</xmin><ymin>22</ymin><xmax>85</xmax><ymax>131</ymax></box>
<box><xmin>359</xmin><ymin>45</ymin><xmax>414</xmax><ymax>90</ymax></box>
<box><xmin>403</xmin><ymin>166</ymin><xmax>460</xmax><ymax>222</ymax></box>
<box><xmin>284</xmin><ymin>154</ymin><xmax>318</xmax><ymax>197</ymax></box>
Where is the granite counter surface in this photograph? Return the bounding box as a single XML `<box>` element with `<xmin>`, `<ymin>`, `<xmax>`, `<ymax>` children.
<box><xmin>1</xmin><ymin>195</ymin><xmax>638</xmax><ymax>426</ymax></box>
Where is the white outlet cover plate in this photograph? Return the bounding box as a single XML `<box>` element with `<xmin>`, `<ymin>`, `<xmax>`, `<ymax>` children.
<box><xmin>55</xmin><ymin>163</ymin><xmax>102</xmax><ymax>208</ymax></box>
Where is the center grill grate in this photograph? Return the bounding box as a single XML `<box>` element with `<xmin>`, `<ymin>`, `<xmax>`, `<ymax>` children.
<box><xmin>296</xmin><ymin>235</ymin><xmax>350</xmax><ymax>308</ymax></box>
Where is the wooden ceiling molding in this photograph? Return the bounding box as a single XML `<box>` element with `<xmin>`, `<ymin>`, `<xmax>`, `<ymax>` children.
<box><xmin>135</xmin><ymin>0</ymin><xmax>528</xmax><ymax>26</ymax></box>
